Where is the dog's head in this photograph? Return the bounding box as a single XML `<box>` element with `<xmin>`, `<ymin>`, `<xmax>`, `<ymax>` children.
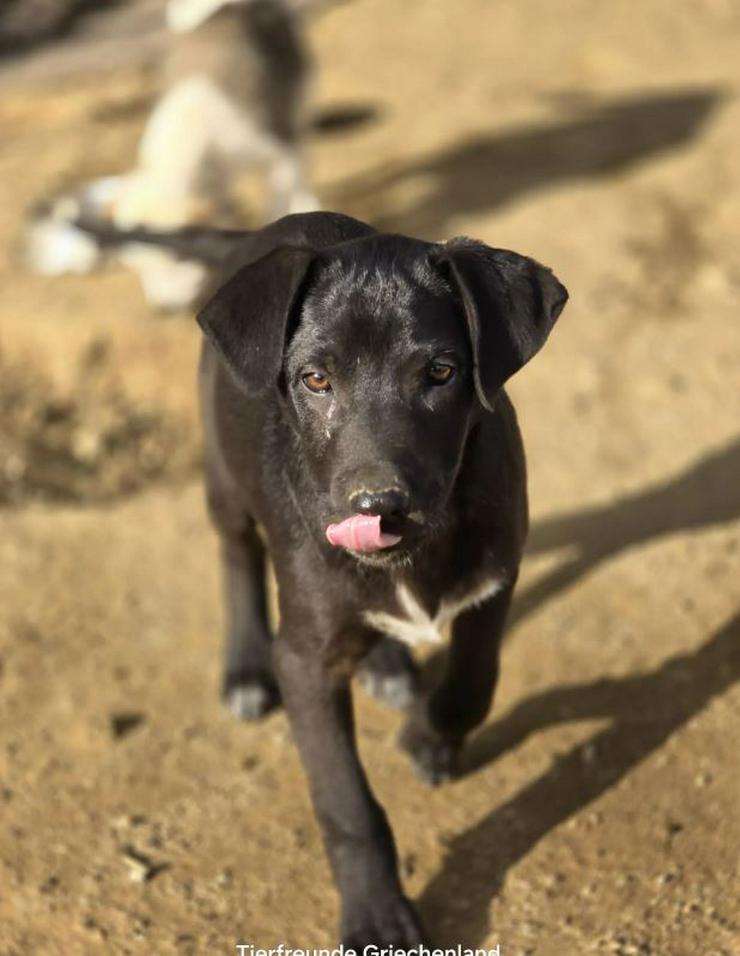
<box><xmin>198</xmin><ymin>231</ymin><xmax>567</xmax><ymax>565</ymax></box>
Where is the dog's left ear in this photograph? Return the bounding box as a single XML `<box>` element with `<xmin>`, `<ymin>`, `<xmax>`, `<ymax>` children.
<box><xmin>434</xmin><ymin>239</ymin><xmax>568</xmax><ymax>410</ymax></box>
<box><xmin>197</xmin><ymin>245</ymin><xmax>315</xmax><ymax>394</ymax></box>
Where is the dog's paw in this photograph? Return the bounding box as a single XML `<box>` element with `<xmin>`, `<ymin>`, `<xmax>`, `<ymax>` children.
<box><xmin>358</xmin><ymin>638</ymin><xmax>418</xmax><ymax>710</ymax></box>
<box><xmin>358</xmin><ymin>670</ymin><xmax>417</xmax><ymax>710</ymax></box>
<box><xmin>223</xmin><ymin>675</ymin><xmax>280</xmax><ymax>721</ymax></box>
<box><xmin>399</xmin><ymin>716</ymin><xmax>461</xmax><ymax>786</ymax></box>
<box><xmin>342</xmin><ymin>896</ymin><xmax>427</xmax><ymax>947</ymax></box>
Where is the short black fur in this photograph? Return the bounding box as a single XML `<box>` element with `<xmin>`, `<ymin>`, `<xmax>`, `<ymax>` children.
<box><xmin>95</xmin><ymin>210</ymin><xmax>568</xmax><ymax>944</ymax></box>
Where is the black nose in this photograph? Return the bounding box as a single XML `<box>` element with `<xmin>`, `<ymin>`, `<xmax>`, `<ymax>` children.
<box><xmin>349</xmin><ymin>487</ymin><xmax>410</xmax><ymax>519</ymax></box>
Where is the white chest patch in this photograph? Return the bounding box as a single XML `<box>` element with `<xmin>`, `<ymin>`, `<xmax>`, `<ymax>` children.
<box><xmin>362</xmin><ymin>576</ymin><xmax>505</xmax><ymax>647</ymax></box>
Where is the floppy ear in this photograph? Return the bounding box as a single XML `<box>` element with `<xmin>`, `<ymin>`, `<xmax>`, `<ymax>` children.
<box><xmin>197</xmin><ymin>245</ymin><xmax>315</xmax><ymax>394</ymax></box>
<box><xmin>434</xmin><ymin>239</ymin><xmax>568</xmax><ymax>410</ymax></box>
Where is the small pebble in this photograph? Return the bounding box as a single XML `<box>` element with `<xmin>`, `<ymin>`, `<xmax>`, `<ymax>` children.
<box><xmin>121</xmin><ymin>845</ymin><xmax>166</xmax><ymax>883</ymax></box>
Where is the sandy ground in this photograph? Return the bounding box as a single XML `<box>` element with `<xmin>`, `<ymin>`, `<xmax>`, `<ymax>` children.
<box><xmin>1</xmin><ymin>1</ymin><xmax>739</xmax><ymax>953</ymax></box>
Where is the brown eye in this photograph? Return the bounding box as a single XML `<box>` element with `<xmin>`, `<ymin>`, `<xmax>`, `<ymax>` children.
<box><xmin>302</xmin><ymin>371</ymin><xmax>332</xmax><ymax>394</ymax></box>
<box><xmin>427</xmin><ymin>362</ymin><xmax>455</xmax><ymax>385</ymax></box>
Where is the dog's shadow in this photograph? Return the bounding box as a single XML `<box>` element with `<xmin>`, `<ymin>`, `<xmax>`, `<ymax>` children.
<box><xmin>418</xmin><ymin>438</ymin><xmax>740</xmax><ymax>944</ymax></box>
<box><xmin>329</xmin><ymin>88</ymin><xmax>724</xmax><ymax>238</ymax></box>
<box><xmin>420</xmin><ymin>614</ymin><xmax>740</xmax><ymax>943</ymax></box>
<box><xmin>512</xmin><ymin>437</ymin><xmax>740</xmax><ymax>629</ymax></box>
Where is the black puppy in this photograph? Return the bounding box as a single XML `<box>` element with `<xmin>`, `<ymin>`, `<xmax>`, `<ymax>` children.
<box><xmin>194</xmin><ymin>211</ymin><xmax>567</xmax><ymax>944</ymax></box>
<box><xmin>85</xmin><ymin>211</ymin><xmax>567</xmax><ymax>943</ymax></box>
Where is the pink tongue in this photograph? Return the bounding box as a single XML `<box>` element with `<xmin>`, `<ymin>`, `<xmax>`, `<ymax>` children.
<box><xmin>326</xmin><ymin>514</ymin><xmax>402</xmax><ymax>553</ymax></box>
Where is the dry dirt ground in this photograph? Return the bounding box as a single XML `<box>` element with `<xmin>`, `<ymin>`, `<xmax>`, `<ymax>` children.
<box><xmin>1</xmin><ymin>1</ymin><xmax>739</xmax><ymax>954</ymax></box>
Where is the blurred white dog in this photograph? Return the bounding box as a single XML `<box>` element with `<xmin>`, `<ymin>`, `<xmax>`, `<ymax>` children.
<box><xmin>29</xmin><ymin>0</ymin><xmax>320</xmax><ymax>309</ymax></box>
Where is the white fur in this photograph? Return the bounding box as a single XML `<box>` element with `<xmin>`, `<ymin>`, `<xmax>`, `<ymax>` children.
<box><xmin>118</xmin><ymin>245</ymin><xmax>209</xmax><ymax>311</ymax></box>
<box><xmin>167</xmin><ymin>0</ymin><xmax>250</xmax><ymax>33</ymax></box>
<box><xmin>114</xmin><ymin>75</ymin><xmax>317</xmax><ymax>231</ymax></box>
<box><xmin>363</xmin><ymin>576</ymin><xmax>505</xmax><ymax>648</ymax></box>
<box><xmin>27</xmin><ymin>24</ymin><xmax>318</xmax><ymax>309</ymax></box>
<box><xmin>166</xmin><ymin>0</ymin><xmax>319</xmax><ymax>31</ymax></box>
<box><xmin>26</xmin><ymin>177</ymin><xmax>126</xmax><ymax>276</ymax></box>
<box><xmin>110</xmin><ymin>74</ymin><xmax>316</xmax><ymax>309</ymax></box>
<box><xmin>27</xmin><ymin>218</ymin><xmax>100</xmax><ymax>275</ymax></box>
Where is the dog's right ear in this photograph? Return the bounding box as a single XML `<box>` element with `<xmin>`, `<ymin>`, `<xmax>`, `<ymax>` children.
<box><xmin>197</xmin><ymin>246</ymin><xmax>315</xmax><ymax>394</ymax></box>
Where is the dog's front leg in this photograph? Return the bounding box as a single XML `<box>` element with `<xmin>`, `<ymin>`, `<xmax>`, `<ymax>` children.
<box><xmin>219</xmin><ymin>523</ymin><xmax>281</xmax><ymax>720</ymax></box>
<box><xmin>204</xmin><ymin>476</ymin><xmax>280</xmax><ymax>721</ymax></box>
<box><xmin>401</xmin><ymin>580</ymin><xmax>516</xmax><ymax>785</ymax></box>
<box><xmin>275</xmin><ymin>630</ymin><xmax>427</xmax><ymax>946</ymax></box>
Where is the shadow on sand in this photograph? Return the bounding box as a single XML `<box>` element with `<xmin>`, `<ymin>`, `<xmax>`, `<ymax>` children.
<box><xmin>420</xmin><ymin>438</ymin><xmax>740</xmax><ymax>943</ymax></box>
<box><xmin>330</xmin><ymin>88</ymin><xmax>724</xmax><ymax>238</ymax></box>
<box><xmin>513</xmin><ymin>437</ymin><xmax>740</xmax><ymax>628</ymax></box>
